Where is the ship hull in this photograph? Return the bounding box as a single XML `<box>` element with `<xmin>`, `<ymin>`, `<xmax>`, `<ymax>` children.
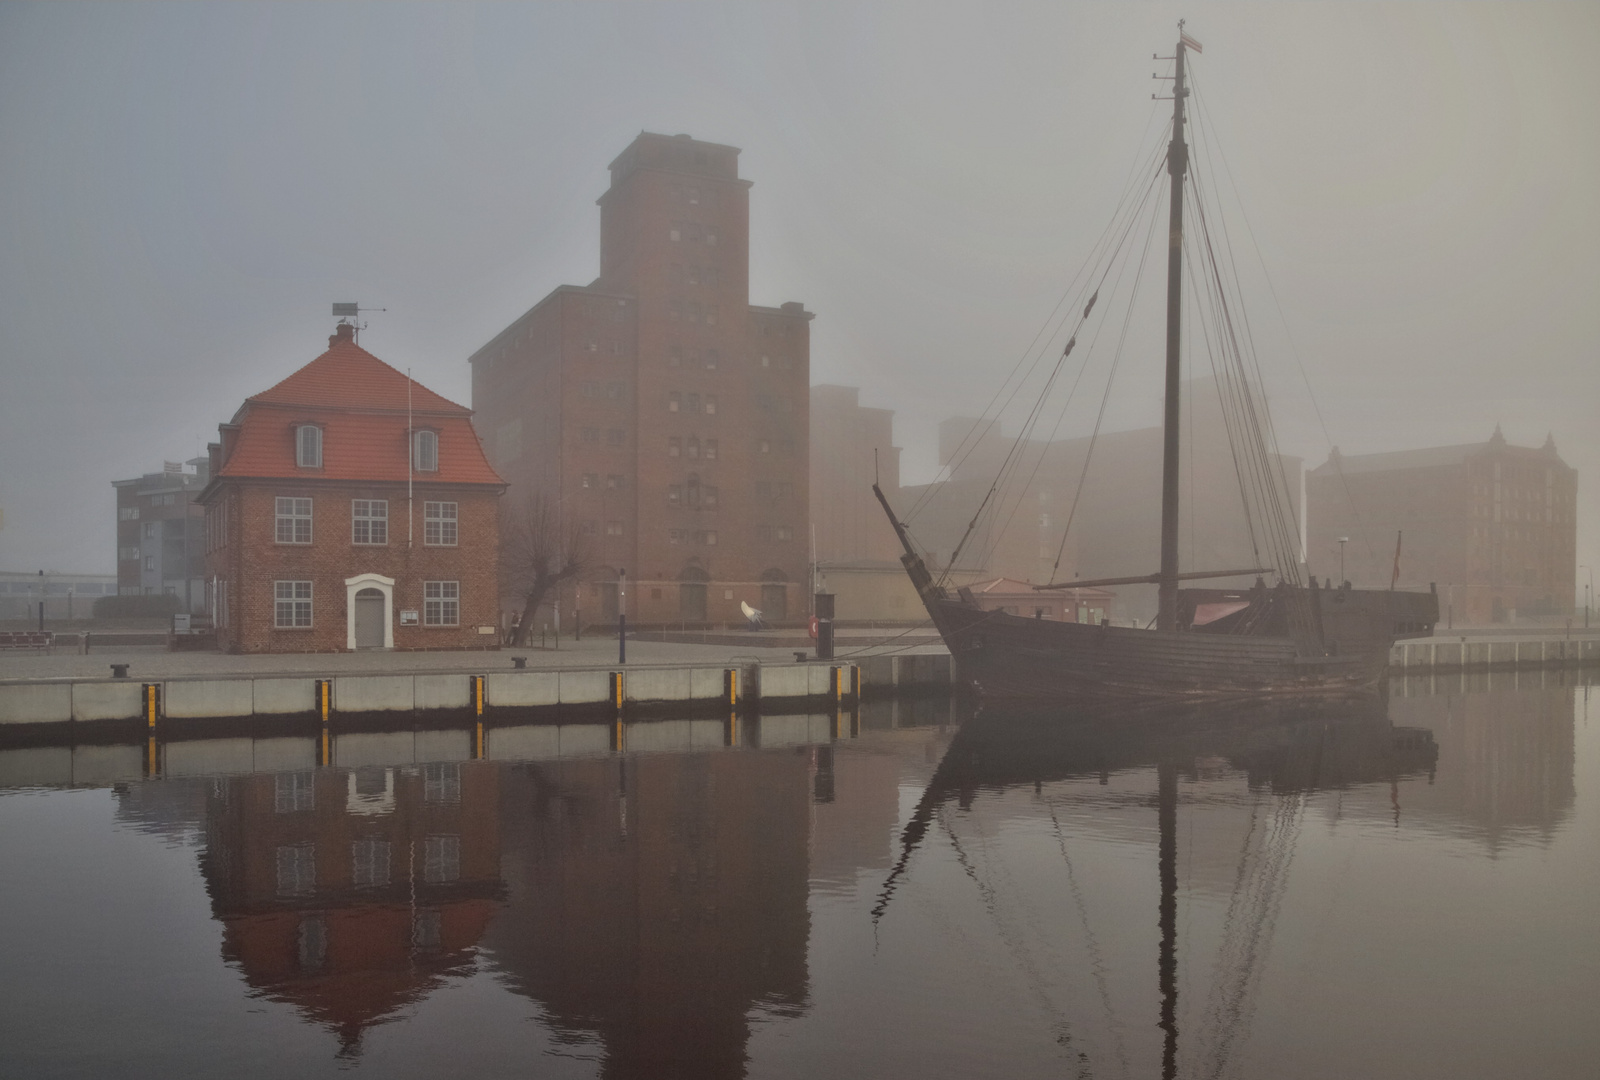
<box><xmin>926</xmin><ymin>597</ymin><xmax>1389</xmax><ymax>702</ymax></box>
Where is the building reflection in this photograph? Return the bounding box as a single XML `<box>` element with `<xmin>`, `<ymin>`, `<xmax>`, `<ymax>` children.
<box><xmin>481</xmin><ymin>749</ymin><xmax>813</xmax><ymax>1080</ymax></box>
<box><xmin>1370</xmin><ymin>677</ymin><xmax>1577</xmax><ymax>845</ymax></box>
<box><xmin>198</xmin><ymin>762</ymin><xmax>503</xmax><ymax>1054</ymax></box>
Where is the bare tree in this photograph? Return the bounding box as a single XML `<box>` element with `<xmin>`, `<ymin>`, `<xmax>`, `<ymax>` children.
<box><xmin>501</xmin><ymin>494</ymin><xmax>591</xmax><ymax>646</ymax></box>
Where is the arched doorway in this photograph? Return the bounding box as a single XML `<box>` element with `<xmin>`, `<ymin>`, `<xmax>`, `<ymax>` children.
<box><xmin>678</xmin><ymin>563</ymin><xmax>710</xmax><ymax>622</ymax></box>
<box><xmin>760</xmin><ymin>568</ymin><xmax>788</xmax><ymax>621</ymax></box>
<box><xmin>343</xmin><ymin>573</ymin><xmax>394</xmax><ymax>650</ymax></box>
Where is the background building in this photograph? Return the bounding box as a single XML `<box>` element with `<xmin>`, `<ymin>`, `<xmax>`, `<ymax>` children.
<box><xmin>470</xmin><ymin>132</ymin><xmax>812</xmax><ymax>627</ymax></box>
<box><xmin>1306</xmin><ymin>427</ymin><xmax>1577</xmax><ymax>624</ymax></box>
<box><xmin>809</xmin><ymin>384</ymin><xmax>922</xmax><ymax>622</ymax></box>
<box><xmin>202</xmin><ymin>324</ymin><xmax>506</xmax><ymax>653</ymax></box>
<box><xmin>113</xmin><ymin>460</ymin><xmax>209</xmax><ymax>610</ymax></box>
<box><xmin>810</xmin><ymin>384</ymin><xmax>902</xmax><ymax>565</ymax></box>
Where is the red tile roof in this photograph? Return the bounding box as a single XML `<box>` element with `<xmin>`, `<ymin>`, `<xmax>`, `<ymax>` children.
<box><xmin>249</xmin><ymin>336</ymin><xmax>467</xmax><ymax>415</ymax></box>
<box><xmin>216</xmin><ymin>333</ymin><xmax>504</xmax><ymax>486</ymax></box>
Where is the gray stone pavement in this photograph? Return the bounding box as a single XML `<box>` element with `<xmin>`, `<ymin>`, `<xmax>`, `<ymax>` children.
<box><xmin>0</xmin><ymin>628</ymin><xmax>949</xmax><ymax>683</ymax></box>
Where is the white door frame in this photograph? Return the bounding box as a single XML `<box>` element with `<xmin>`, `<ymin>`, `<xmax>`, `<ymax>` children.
<box><xmin>344</xmin><ymin>573</ymin><xmax>395</xmax><ymax>650</ymax></box>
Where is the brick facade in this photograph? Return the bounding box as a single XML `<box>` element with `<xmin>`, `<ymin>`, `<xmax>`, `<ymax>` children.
<box><xmin>471</xmin><ymin>133</ymin><xmax>812</xmax><ymax>627</ymax></box>
<box><xmin>1306</xmin><ymin>428</ymin><xmax>1577</xmax><ymax>623</ymax></box>
<box><xmin>201</xmin><ymin>326</ymin><xmax>505</xmax><ymax>653</ymax></box>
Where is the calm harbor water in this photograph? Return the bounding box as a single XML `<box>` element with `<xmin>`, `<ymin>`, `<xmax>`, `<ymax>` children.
<box><xmin>2</xmin><ymin>676</ymin><xmax>1596</xmax><ymax>1079</ymax></box>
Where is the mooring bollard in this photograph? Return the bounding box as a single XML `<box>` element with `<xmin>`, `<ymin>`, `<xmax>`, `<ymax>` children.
<box><xmin>110</xmin><ymin>663</ymin><xmax>129</xmax><ymax>679</ymax></box>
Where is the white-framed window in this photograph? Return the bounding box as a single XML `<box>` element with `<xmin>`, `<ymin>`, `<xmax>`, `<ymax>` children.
<box><xmin>605</xmin><ymin>521</ymin><xmax>623</xmax><ymax>537</ymax></box>
<box><xmin>351</xmin><ymin>839</ymin><xmax>391</xmax><ymax>888</ymax></box>
<box><xmin>412</xmin><ymin>430</ymin><xmax>439</xmax><ymax>472</ymax></box>
<box><xmin>705</xmin><ymin>395</ymin><xmax>717</xmax><ymax>415</ymax></box>
<box><xmin>274</xmin><ymin>580</ymin><xmax>313</xmax><ymax>628</ymax></box>
<box><xmin>424</xmin><ymin>502</ymin><xmax>457</xmax><ymax>546</ymax></box>
<box><xmin>119</xmin><ymin>546</ymin><xmax>139</xmax><ymax>561</ymax></box>
<box><xmin>275</xmin><ymin>497</ymin><xmax>312</xmax><ymax>544</ymax></box>
<box><xmin>424</xmin><ymin>580</ymin><xmax>459</xmax><ymax>626</ymax></box>
<box><xmin>351</xmin><ymin>500</ymin><xmax>388</xmax><ymax>545</ymax></box>
<box><xmin>424</xmin><ymin>834</ymin><xmax>460</xmax><ymax>883</ymax></box>
<box><xmin>144</xmin><ymin>556</ymin><xmax>155</xmax><ymax>571</ymax></box>
<box><xmin>275</xmin><ymin>771</ymin><xmax>315</xmax><ymax>813</ymax></box>
<box><xmin>119</xmin><ymin>506</ymin><xmax>139</xmax><ymax>521</ymax></box>
<box><xmin>276</xmin><ymin>844</ymin><xmax>316</xmax><ymax>897</ymax></box>
<box><xmin>704</xmin><ymin>439</ymin><xmax>718</xmax><ymax>460</ymax></box>
<box><xmin>296</xmin><ymin>425</ymin><xmax>323</xmax><ymax>468</ymax></box>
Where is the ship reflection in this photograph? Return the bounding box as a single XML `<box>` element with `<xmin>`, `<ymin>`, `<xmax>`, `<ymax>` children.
<box><xmin>875</xmin><ymin>695</ymin><xmax>1440</xmax><ymax>1080</ymax></box>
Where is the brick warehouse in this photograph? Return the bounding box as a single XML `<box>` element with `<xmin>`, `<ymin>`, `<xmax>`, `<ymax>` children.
<box><xmin>1306</xmin><ymin>427</ymin><xmax>1577</xmax><ymax>624</ymax></box>
<box><xmin>201</xmin><ymin>323</ymin><xmax>506</xmax><ymax>653</ymax></box>
<box><xmin>470</xmin><ymin>132</ymin><xmax>812</xmax><ymax>627</ymax></box>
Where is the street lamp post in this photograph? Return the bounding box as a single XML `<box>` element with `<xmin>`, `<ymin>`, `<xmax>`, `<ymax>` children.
<box><xmin>1581</xmin><ymin>565</ymin><xmax>1593</xmax><ymax>630</ymax></box>
<box><xmin>618</xmin><ymin>568</ymin><xmax>627</xmax><ymax>665</ymax></box>
<box><xmin>1337</xmin><ymin>537</ymin><xmax>1349</xmax><ymax>586</ymax></box>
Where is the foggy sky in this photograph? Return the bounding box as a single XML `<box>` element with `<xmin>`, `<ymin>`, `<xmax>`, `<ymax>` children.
<box><xmin>1</xmin><ymin>2</ymin><xmax>1595</xmax><ymax>591</ymax></box>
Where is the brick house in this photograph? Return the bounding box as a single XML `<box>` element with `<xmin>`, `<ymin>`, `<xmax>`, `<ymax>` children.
<box><xmin>200</xmin><ymin>323</ymin><xmax>506</xmax><ymax>652</ymax></box>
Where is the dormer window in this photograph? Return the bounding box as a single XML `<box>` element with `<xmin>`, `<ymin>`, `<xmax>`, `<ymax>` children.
<box><xmin>412</xmin><ymin>429</ymin><xmax>438</xmax><ymax>472</ymax></box>
<box><xmin>296</xmin><ymin>425</ymin><xmax>323</xmax><ymax>468</ymax></box>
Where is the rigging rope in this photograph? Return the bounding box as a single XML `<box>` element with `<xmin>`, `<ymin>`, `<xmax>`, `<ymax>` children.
<box><xmin>915</xmin><ymin>117</ymin><xmax>1177</xmax><ymax>531</ymax></box>
<box><xmin>938</xmin><ymin>148</ymin><xmax>1170</xmax><ymax>586</ymax></box>
<box><xmin>1189</xmin><ymin>71</ymin><xmax>1380</xmax><ymax>573</ymax></box>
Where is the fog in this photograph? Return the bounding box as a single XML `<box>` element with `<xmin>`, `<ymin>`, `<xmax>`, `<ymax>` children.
<box><xmin>1</xmin><ymin>2</ymin><xmax>1595</xmax><ymax>586</ymax></box>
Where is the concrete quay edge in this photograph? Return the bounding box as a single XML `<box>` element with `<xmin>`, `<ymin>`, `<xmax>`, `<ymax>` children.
<box><xmin>0</xmin><ymin>654</ymin><xmax>959</xmax><ymax>726</ymax></box>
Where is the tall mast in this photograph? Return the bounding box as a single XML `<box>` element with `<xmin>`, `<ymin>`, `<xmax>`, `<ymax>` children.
<box><xmin>1157</xmin><ymin>28</ymin><xmax>1190</xmax><ymax>634</ymax></box>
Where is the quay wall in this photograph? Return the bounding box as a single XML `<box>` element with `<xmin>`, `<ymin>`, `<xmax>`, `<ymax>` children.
<box><xmin>8</xmin><ymin>638</ymin><xmax>1588</xmax><ymax>727</ymax></box>
<box><xmin>1390</xmin><ymin>636</ymin><xmax>1599</xmax><ymax>671</ymax></box>
<box><xmin>0</xmin><ymin>657</ymin><xmax>934</xmax><ymax>726</ymax></box>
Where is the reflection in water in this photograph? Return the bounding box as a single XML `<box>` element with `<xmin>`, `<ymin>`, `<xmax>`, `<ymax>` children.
<box><xmin>484</xmin><ymin>751</ymin><xmax>813</xmax><ymax>1080</ymax></box>
<box><xmin>1386</xmin><ymin>679</ymin><xmax>1576</xmax><ymax>845</ymax></box>
<box><xmin>199</xmin><ymin>762</ymin><xmax>503</xmax><ymax>1056</ymax></box>
<box><xmin>872</xmin><ymin>693</ymin><xmax>1471</xmax><ymax>1080</ymax></box>
<box><xmin>0</xmin><ymin>676</ymin><xmax>1592</xmax><ymax>1079</ymax></box>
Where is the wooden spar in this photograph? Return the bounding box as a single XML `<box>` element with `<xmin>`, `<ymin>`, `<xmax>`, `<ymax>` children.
<box><xmin>1034</xmin><ymin>567</ymin><xmax>1273</xmax><ymax>592</ymax></box>
<box><xmin>872</xmin><ymin>481</ymin><xmax>920</xmax><ymax>562</ymax></box>
<box><xmin>1157</xmin><ymin>35</ymin><xmax>1190</xmax><ymax>634</ymax></box>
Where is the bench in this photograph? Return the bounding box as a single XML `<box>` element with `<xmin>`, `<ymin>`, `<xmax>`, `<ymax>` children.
<box><xmin>0</xmin><ymin>631</ymin><xmax>53</xmax><ymax>653</ymax></box>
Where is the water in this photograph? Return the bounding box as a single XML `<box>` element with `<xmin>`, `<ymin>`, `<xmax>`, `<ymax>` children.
<box><xmin>2</xmin><ymin>677</ymin><xmax>1596</xmax><ymax>1079</ymax></box>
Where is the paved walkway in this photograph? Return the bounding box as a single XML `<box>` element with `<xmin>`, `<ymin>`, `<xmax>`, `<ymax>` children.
<box><xmin>0</xmin><ymin>628</ymin><xmax>949</xmax><ymax>683</ymax></box>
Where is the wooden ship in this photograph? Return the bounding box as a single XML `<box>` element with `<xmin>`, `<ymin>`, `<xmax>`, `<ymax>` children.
<box><xmin>876</xmin><ymin>27</ymin><xmax>1437</xmax><ymax>702</ymax></box>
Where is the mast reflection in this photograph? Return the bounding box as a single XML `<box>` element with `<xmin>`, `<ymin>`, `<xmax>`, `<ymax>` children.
<box><xmin>877</xmin><ymin>696</ymin><xmax>1440</xmax><ymax>1080</ymax></box>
